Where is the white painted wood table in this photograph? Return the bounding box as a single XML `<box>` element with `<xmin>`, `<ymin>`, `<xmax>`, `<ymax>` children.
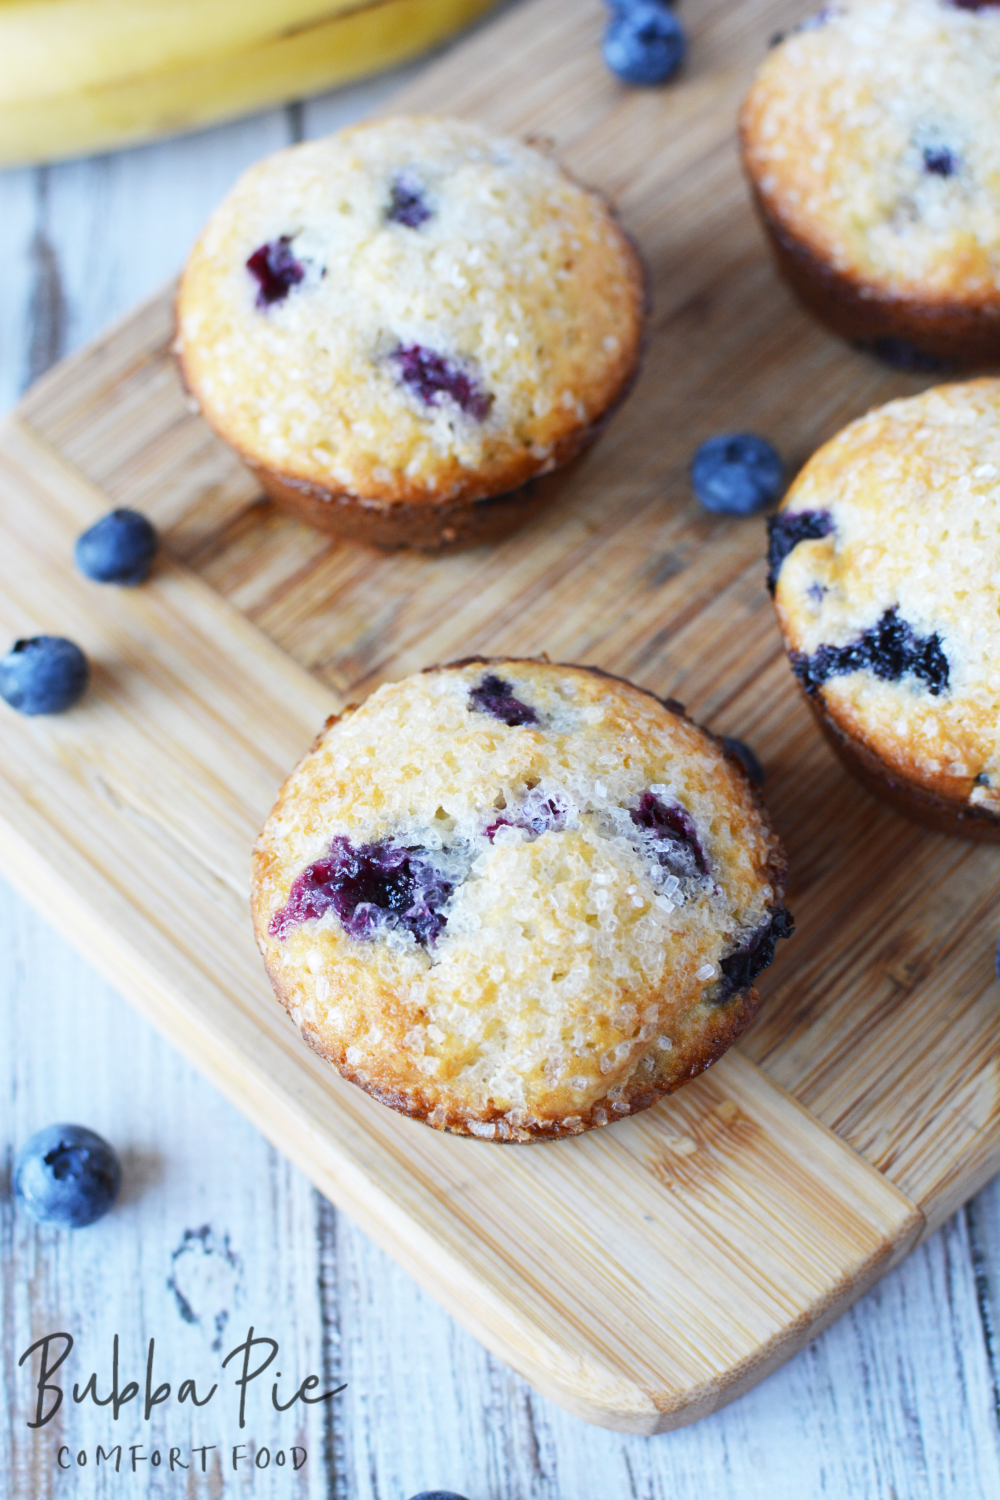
<box><xmin>1</xmin><ymin>15</ymin><xmax>1000</xmax><ymax>1499</ymax></box>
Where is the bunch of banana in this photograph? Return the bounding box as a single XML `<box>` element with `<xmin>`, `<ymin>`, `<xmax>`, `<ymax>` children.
<box><xmin>0</xmin><ymin>0</ymin><xmax>500</xmax><ymax>167</ymax></box>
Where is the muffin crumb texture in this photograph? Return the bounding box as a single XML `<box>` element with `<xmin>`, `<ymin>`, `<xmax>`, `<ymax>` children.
<box><xmin>742</xmin><ymin>0</ymin><xmax>1000</xmax><ymax>306</ymax></box>
<box><xmin>252</xmin><ymin>662</ymin><xmax>789</xmax><ymax>1141</ymax></box>
<box><xmin>176</xmin><ymin>116</ymin><xmax>644</xmax><ymax>512</ymax></box>
<box><xmin>771</xmin><ymin>377</ymin><xmax>1000</xmax><ymax>816</ymax></box>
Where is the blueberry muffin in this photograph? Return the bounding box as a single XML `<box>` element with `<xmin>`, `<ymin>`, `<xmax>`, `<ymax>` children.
<box><xmin>176</xmin><ymin>116</ymin><xmax>646</xmax><ymax>550</ymax></box>
<box><xmin>251</xmin><ymin>659</ymin><xmax>791</xmax><ymax>1141</ymax></box>
<box><xmin>769</xmin><ymin>377</ymin><xmax>1000</xmax><ymax>838</ymax></box>
<box><xmin>741</xmin><ymin>1</ymin><xmax>1000</xmax><ymax>366</ymax></box>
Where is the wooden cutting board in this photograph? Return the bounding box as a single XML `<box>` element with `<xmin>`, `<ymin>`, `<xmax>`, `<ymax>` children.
<box><xmin>1</xmin><ymin>0</ymin><xmax>997</xmax><ymax>1434</ymax></box>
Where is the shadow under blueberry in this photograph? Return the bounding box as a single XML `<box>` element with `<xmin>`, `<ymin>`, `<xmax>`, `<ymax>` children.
<box><xmin>113</xmin><ymin>1145</ymin><xmax>166</xmax><ymax>1209</ymax></box>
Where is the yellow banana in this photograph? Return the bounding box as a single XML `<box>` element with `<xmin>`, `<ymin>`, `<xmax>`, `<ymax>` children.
<box><xmin>0</xmin><ymin>1</ymin><xmax>365</xmax><ymax>100</ymax></box>
<box><xmin>0</xmin><ymin>0</ymin><xmax>500</xmax><ymax>167</ymax></box>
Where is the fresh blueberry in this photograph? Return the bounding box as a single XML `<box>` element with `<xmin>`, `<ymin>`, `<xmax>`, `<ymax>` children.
<box><xmin>691</xmin><ymin>434</ymin><xmax>784</xmax><ymax>516</ymax></box>
<box><xmin>0</xmin><ymin>636</ymin><xmax>89</xmax><ymax>715</ymax></box>
<box><xmin>14</xmin><ymin>1124</ymin><xmax>121</xmax><ymax>1228</ymax></box>
<box><xmin>603</xmin><ymin>2</ymin><xmax>686</xmax><ymax>86</ymax></box>
<box><xmin>720</xmin><ymin>735</ymin><xmax>765</xmax><ymax>788</ymax></box>
<box><xmin>75</xmin><ymin>508</ymin><xmax>158</xmax><ymax>585</ymax></box>
<box><xmin>404</xmin><ymin>1493</ymin><xmax>471</xmax><ymax>1500</ymax></box>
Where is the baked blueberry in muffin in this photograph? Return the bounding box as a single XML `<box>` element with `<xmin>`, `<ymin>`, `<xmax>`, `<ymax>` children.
<box><xmin>252</xmin><ymin>659</ymin><xmax>791</xmax><ymax>1140</ymax></box>
<box><xmin>741</xmin><ymin>1</ymin><xmax>1000</xmax><ymax>365</ymax></box>
<box><xmin>176</xmin><ymin>116</ymin><xmax>647</xmax><ymax>551</ymax></box>
<box><xmin>769</xmin><ymin>377</ymin><xmax>1000</xmax><ymax>837</ymax></box>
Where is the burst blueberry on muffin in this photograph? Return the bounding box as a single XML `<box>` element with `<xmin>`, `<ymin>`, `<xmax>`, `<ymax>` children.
<box><xmin>769</xmin><ymin>377</ymin><xmax>1000</xmax><ymax>837</ymax></box>
<box><xmin>176</xmin><ymin>116</ymin><xmax>646</xmax><ymax>550</ymax></box>
<box><xmin>741</xmin><ymin>1</ymin><xmax>1000</xmax><ymax>366</ymax></box>
<box><xmin>251</xmin><ymin>659</ymin><xmax>791</xmax><ymax>1141</ymax></box>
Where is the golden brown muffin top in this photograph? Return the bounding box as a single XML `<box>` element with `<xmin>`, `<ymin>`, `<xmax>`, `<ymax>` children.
<box><xmin>771</xmin><ymin>377</ymin><xmax>1000</xmax><ymax>812</ymax></box>
<box><xmin>252</xmin><ymin>660</ymin><xmax>788</xmax><ymax>1141</ymax></box>
<box><xmin>741</xmin><ymin>1</ymin><xmax>1000</xmax><ymax>303</ymax></box>
<box><xmin>177</xmin><ymin>116</ymin><xmax>645</xmax><ymax>508</ymax></box>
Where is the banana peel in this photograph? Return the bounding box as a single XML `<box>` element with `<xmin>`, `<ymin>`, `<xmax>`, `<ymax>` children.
<box><xmin>0</xmin><ymin>1</ymin><xmax>370</xmax><ymax>98</ymax></box>
<box><xmin>0</xmin><ymin>0</ymin><xmax>501</xmax><ymax>167</ymax></box>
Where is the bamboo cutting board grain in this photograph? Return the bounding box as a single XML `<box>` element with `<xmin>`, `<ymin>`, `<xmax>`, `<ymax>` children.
<box><xmin>1</xmin><ymin>0</ymin><xmax>998</xmax><ymax>1432</ymax></box>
